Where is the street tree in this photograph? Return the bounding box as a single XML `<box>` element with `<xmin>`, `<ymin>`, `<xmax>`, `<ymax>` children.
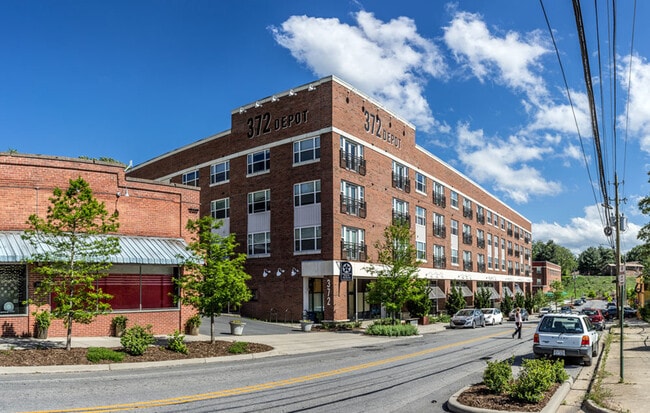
<box><xmin>446</xmin><ymin>283</ymin><xmax>466</xmax><ymax>315</ymax></box>
<box><xmin>474</xmin><ymin>288</ymin><xmax>492</xmax><ymax>309</ymax></box>
<box><xmin>366</xmin><ymin>222</ymin><xmax>427</xmax><ymax>322</ymax></box>
<box><xmin>178</xmin><ymin>216</ymin><xmax>252</xmax><ymax>343</ymax></box>
<box><xmin>23</xmin><ymin>177</ymin><xmax>120</xmax><ymax>350</ymax></box>
<box><xmin>549</xmin><ymin>280</ymin><xmax>565</xmax><ymax>310</ymax></box>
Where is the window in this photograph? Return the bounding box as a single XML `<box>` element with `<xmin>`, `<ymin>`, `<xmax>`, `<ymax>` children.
<box><xmin>98</xmin><ymin>271</ymin><xmax>177</xmax><ymax>310</ymax></box>
<box><xmin>433</xmin><ymin>245</ymin><xmax>446</xmax><ymax>268</ymax></box>
<box><xmin>494</xmin><ymin>213</ymin><xmax>499</xmax><ymax>227</ymax></box>
<box><xmin>0</xmin><ymin>265</ymin><xmax>27</xmax><ymax>315</ymax></box>
<box><xmin>416</xmin><ymin>206</ymin><xmax>426</xmax><ymax>226</ymax></box>
<box><xmin>450</xmin><ymin>190</ymin><xmax>459</xmax><ymax>208</ymax></box>
<box><xmin>451</xmin><ymin>219</ymin><xmax>458</xmax><ymax>236</ymax></box>
<box><xmin>247</xmin><ymin>149</ymin><xmax>270</xmax><ymax>175</ymax></box>
<box><xmin>294</xmin><ymin>180</ymin><xmax>321</xmax><ymax>206</ymax></box>
<box><xmin>340</xmin><ymin>137</ymin><xmax>365</xmax><ymax>174</ymax></box>
<box><xmin>462</xmin><ymin>224</ymin><xmax>472</xmax><ymax>244</ymax></box>
<box><xmin>433</xmin><ymin>213</ymin><xmax>446</xmax><ymax>237</ymax></box>
<box><xmin>501</xmin><ymin>217</ymin><xmax>505</xmax><ymax>230</ymax></box>
<box><xmin>392</xmin><ymin>161</ymin><xmax>410</xmax><ymax>191</ymax></box>
<box><xmin>433</xmin><ymin>182</ymin><xmax>446</xmax><ymax>207</ymax></box>
<box><xmin>294</xmin><ymin>136</ymin><xmax>320</xmax><ymax>164</ymax></box>
<box><xmin>341</xmin><ymin>181</ymin><xmax>366</xmax><ymax>217</ymax></box>
<box><xmin>248</xmin><ymin>189</ymin><xmax>270</xmax><ymax>214</ymax></box>
<box><xmin>248</xmin><ymin>231</ymin><xmax>271</xmax><ymax>256</ymax></box>
<box><xmin>416</xmin><ymin>241</ymin><xmax>426</xmax><ymax>261</ymax></box>
<box><xmin>487</xmin><ymin>211</ymin><xmax>492</xmax><ymax>224</ymax></box>
<box><xmin>392</xmin><ymin>198</ymin><xmax>409</xmax><ymax>226</ymax></box>
<box><xmin>210</xmin><ymin>161</ymin><xmax>229</xmax><ymax>185</ymax></box>
<box><xmin>463</xmin><ymin>251</ymin><xmax>472</xmax><ymax>271</ymax></box>
<box><xmin>415</xmin><ymin>172</ymin><xmax>426</xmax><ymax>194</ymax></box>
<box><xmin>477</xmin><ymin>229</ymin><xmax>485</xmax><ymax>248</ymax></box>
<box><xmin>342</xmin><ymin>226</ymin><xmax>366</xmax><ymax>261</ymax></box>
<box><xmin>463</xmin><ymin>199</ymin><xmax>473</xmax><ymax>218</ymax></box>
<box><xmin>451</xmin><ymin>248</ymin><xmax>459</xmax><ymax>265</ymax></box>
<box><xmin>476</xmin><ymin>205</ymin><xmax>485</xmax><ymax>224</ymax></box>
<box><xmin>211</xmin><ymin>198</ymin><xmax>230</xmax><ymax>219</ymax></box>
<box><xmin>182</xmin><ymin>170</ymin><xmax>199</xmax><ymax>187</ymax></box>
<box><xmin>295</xmin><ymin>226</ymin><xmax>321</xmax><ymax>252</ymax></box>
<box><xmin>477</xmin><ymin>254</ymin><xmax>486</xmax><ymax>272</ymax></box>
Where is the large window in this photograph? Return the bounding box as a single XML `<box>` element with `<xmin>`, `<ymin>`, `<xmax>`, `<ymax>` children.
<box><xmin>433</xmin><ymin>182</ymin><xmax>446</xmax><ymax>207</ymax></box>
<box><xmin>451</xmin><ymin>219</ymin><xmax>458</xmax><ymax>236</ymax></box>
<box><xmin>415</xmin><ymin>172</ymin><xmax>426</xmax><ymax>194</ymax></box>
<box><xmin>416</xmin><ymin>241</ymin><xmax>426</xmax><ymax>261</ymax></box>
<box><xmin>342</xmin><ymin>226</ymin><xmax>366</xmax><ymax>261</ymax></box>
<box><xmin>392</xmin><ymin>198</ymin><xmax>409</xmax><ymax>226</ymax></box>
<box><xmin>392</xmin><ymin>161</ymin><xmax>410</xmax><ymax>191</ymax></box>
<box><xmin>248</xmin><ymin>189</ymin><xmax>270</xmax><ymax>214</ymax></box>
<box><xmin>340</xmin><ymin>137</ymin><xmax>365</xmax><ymax>174</ymax></box>
<box><xmin>211</xmin><ymin>198</ymin><xmax>230</xmax><ymax>219</ymax></box>
<box><xmin>97</xmin><ymin>270</ymin><xmax>177</xmax><ymax>310</ymax></box>
<box><xmin>294</xmin><ymin>136</ymin><xmax>320</xmax><ymax>164</ymax></box>
<box><xmin>247</xmin><ymin>149</ymin><xmax>270</xmax><ymax>175</ymax></box>
<box><xmin>295</xmin><ymin>226</ymin><xmax>321</xmax><ymax>252</ymax></box>
<box><xmin>341</xmin><ymin>181</ymin><xmax>366</xmax><ymax>217</ymax></box>
<box><xmin>450</xmin><ymin>190</ymin><xmax>459</xmax><ymax>208</ymax></box>
<box><xmin>294</xmin><ymin>180</ymin><xmax>321</xmax><ymax>207</ymax></box>
<box><xmin>210</xmin><ymin>161</ymin><xmax>229</xmax><ymax>185</ymax></box>
<box><xmin>248</xmin><ymin>231</ymin><xmax>271</xmax><ymax>256</ymax></box>
<box><xmin>415</xmin><ymin>206</ymin><xmax>426</xmax><ymax>226</ymax></box>
<box><xmin>182</xmin><ymin>170</ymin><xmax>200</xmax><ymax>187</ymax></box>
<box><xmin>0</xmin><ymin>265</ymin><xmax>27</xmax><ymax>315</ymax></box>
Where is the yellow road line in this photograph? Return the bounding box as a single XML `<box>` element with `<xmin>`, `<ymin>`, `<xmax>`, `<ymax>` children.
<box><xmin>23</xmin><ymin>330</ymin><xmax>511</xmax><ymax>413</ymax></box>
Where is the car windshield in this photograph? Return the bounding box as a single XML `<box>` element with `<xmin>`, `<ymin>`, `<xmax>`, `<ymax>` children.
<box><xmin>481</xmin><ymin>309</ymin><xmax>493</xmax><ymax>314</ymax></box>
<box><xmin>539</xmin><ymin>316</ymin><xmax>584</xmax><ymax>334</ymax></box>
<box><xmin>582</xmin><ymin>309</ymin><xmax>597</xmax><ymax>315</ymax></box>
<box><xmin>456</xmin><ymin>310</ymin><xmax>474</xmax><ymax>317</ymax></box>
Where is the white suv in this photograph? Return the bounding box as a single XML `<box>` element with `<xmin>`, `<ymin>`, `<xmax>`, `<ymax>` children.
<box><xmin>533</xmin><ymin>313</ymin><xmax>599</xmax><ymax>366</ymax></box>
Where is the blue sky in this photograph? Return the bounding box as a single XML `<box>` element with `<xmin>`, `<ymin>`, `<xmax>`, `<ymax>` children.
<box><xmin>1</xmin><ymin>1</ymin><xmax>648</xmax><ymax>256</ymax></box>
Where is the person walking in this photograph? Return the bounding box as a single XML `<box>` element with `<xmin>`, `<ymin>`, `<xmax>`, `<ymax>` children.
<box><xmin>512</xmin><ymin>307</ymin><xmax>522</xmax><ymax>339</ymax></box>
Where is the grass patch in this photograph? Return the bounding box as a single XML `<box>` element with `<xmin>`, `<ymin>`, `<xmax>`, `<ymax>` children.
<box><xmin>586</xmin><ymin>332</ymin><xmax>615</xmax><ymax>408</ymax></box>
<box><xmin>227</xmin><ymin>341</ymin><xmax>248</xmax><ymax>354</ymax></box>
<box><xmin>86</xmin><ymin>347</ymin><xmax>125</xmax><ymax>363</ymax></box>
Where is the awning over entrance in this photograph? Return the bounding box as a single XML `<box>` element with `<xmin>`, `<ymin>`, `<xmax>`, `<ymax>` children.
<box><xmin>514</xmin><ymin>284</ymin><xmax>524</xmax><ymax>295</ymax></box>
<box><xmin>478</xmin><ymin>286</ymin><xmax>500</xmax><ymax>300</ymax></box>
<box><xmin>453</xmin><ymin>285</ymin><xmax>473</xmax><ymax>297</ymax></box>
<box><xmin>429</xmin><ymin>286</ymin><xmax>446</xmax><ymax>299</ymax></box>
<box><xmin>0</xmin><ymin>231</ymin><xmax>194</xmax><ymax>265</ymax></box>
<box><xmin>503</xmin><ymin>286</ymin><xmax>513</xmax><ymax>297</ymax></box>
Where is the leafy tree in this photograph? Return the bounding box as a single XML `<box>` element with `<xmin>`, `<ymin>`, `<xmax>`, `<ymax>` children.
<box><xmin>501</xmin><ymin>294</ymin><xmax>514</xmax><ymax>318</ymax></box>
<box><xmin>532</xmin><ymin>240</ymin><xmax>577</xmax><ymax>276</ymax></box>
<box><xmin>549</xmin><ymin>280</ymin><xmax>564</xmax><ymax>310</ymax></box>
<box><xmin>514</xmin><ymin>292</ymin><xmax>525</xmax><ymax>310</ymax></box>
<box><xmin>524</xmin><ymin>291</ymin><xmax>537</xmax><ymax>315</ymax></box>
<box><xmin>23</xmin><ymin>177</ymin><xmax>120</xmax><ymax>350</ymax></box>
<box><xmin>474</xmin><ymin>287</ymin><xmax>492</xmax><ymax>309</ymax></box>
<box><xmin>366</xmin><ymin>222</ymin><xmax>427</xmax><ymax>321</ymax></box>
<box><xmin>178</xmin><ymin>216</ymin><xmax>252</xmax><ymax>343</ymax></box>
<box><xmin>446</xmin><ymin>283</ymin><xmax>466</xmax><ymax>315</ymax></box>
<box><xmin>624</xmin><ymin>244</ymin><xmax>648</xmax><ymax>263</ymax></box>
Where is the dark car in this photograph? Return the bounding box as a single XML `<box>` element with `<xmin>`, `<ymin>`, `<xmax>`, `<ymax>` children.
<box><xmin>508</xmin><ymin>308</ymin><xmax>529</xmax><ymax>321</ymax></box>
<box><xmin>623</xmin><ymin>306</ymin><xmax>638</xmax><ymax>318</ymax></box>
<box><xmin>581</xmin><ymin>308</ymin><xmax>605</xmax><ymax>330</ymax></box>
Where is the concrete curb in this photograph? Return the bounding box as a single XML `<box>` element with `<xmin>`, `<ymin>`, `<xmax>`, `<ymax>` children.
<box><xmin>447</xmin><ymin>378</ymin><xmax>574</xmax><ymax>413</ymax></box>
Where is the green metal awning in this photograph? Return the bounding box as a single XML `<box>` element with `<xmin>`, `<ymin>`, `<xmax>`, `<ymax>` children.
<box><xmin>0</xmin><ymin>231</ymin><xmax>194</xmax><ymax>265</ymax></box>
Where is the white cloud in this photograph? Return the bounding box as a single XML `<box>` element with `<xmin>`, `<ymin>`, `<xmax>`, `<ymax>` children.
<box><xmin>271</xmin><ymin>11</ymin><xmax>445</xmax><ymax>132</ymax></box>
<box><xmin>443</xmin><ymin>10</ymin><xmax>549</xmax><ymax>101</ymax></box>
<box><xmin>618</xmin><ymin>54</ymin><xmax>650</xmax><ymax>154</ymax></box>
<box><xmin>533</xmin><ymin>204</ymin><xmax>642</xmax><ymax>255</ymax></box>
<box><xmin>456</xmin><ymin>123</ymin><xmax>562</xmax><ymax>203</ymax></box>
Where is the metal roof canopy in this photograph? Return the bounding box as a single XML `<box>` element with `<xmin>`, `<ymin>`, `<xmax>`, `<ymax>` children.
<box><xmin>0</xmin><ymin>231</ymin><xmax>194</xmax><ymax>266</ymax></box>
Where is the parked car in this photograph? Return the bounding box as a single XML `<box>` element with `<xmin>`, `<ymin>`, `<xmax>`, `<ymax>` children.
<box><xmin>580</xmin><ymin>308</ymin><xmax>605</xmax><ymax>330</ymax></box>
<box><xmin>604</xmin><ymin>306</ymin><xmax>617</xmax><ymax>320</ymax></box>
<box><xmin>450</xmin><ymin>309</ymin><xmax>486</xmax><ymax>329</ymax></box>
<box><xmin>560</xmin><ymin>306</ymin><xmax>573</xmax><ymax>314</ymax></box>
<box><xmin>539</xmin><ymin>307</ymin><xmax>552</xmax><ymax>316</ymax></box>
<box><xmin>623</xmin><ymin>306</ymin><xmax>638</xmax><ymax>318</ymax></box>
<box><xmin>481</xmin><ymin>308</ymin><xmax>503</xmax><ymax>325</ymax></box>
<box><xmin>533</xmin><ymin>313</ymin><xmax>600</xmax><ymax>366</ymax></box>
<box><xmin>508</xmin><ymin>308</ymin><xmax>529</xmax><ymax>321</ymax></box>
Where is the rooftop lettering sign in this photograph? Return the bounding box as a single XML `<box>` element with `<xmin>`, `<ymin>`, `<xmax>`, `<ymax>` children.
<box><xmin>247</xmin><ymin>110</ymin><xmax>309</xmax><ymax>138</ymax></box>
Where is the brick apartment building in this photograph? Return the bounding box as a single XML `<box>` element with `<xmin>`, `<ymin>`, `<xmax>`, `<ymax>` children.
<box><xmin>531</xmin><ymin>261</ymin><xmax>563</xmax><ymax>294</ymax></box>
<box><xmin>0</xmin><ymin>154</ymin><xmax>200</xmax><ymax>337</ymax></box>
<box><xmin>129</xmin><ymin>76</ymin><xmax>533</xmax><ymax>322</ymax></box>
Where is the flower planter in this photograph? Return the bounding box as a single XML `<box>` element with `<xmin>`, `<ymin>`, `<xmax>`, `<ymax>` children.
<box><xmin>300</xmin><ymin>321</ymin><xmax>314</xmax><ymax>332</ymax></box>
<box><xmin>229</xmin><ymin>321</ymin><xmax>246</xmax><ymax>336</ymax></box>
<box><xmin>187</xmin><ymin>326</ymin><xmax>199</xmax><ymax>336</ymax></box>
<box><xmin>36</xmin><ymin>327</ymin><xmax>48</xmax><ymax>340</ymax></box>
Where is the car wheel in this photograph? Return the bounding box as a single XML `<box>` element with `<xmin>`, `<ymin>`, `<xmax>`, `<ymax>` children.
<box><xmin>482</xmin><ymin>319</ymin><xmax>486</xmax><ymax>327</ymax></box>
<box><xmin>585</xmin><ymin>349</ymin><xmax>593</xmax><ymax>366</ymax></box>
<box><xmin>592</xmin><ymin>342</ymin><xmax>599</xmax><ymax>357</ymax></box>
<box><xmin>472</xmin><ymin>321</ymin><xmax>476</xmax><ymax>329</ymax></box>
<box><xmin>492</xmin><ymin>319</ymin><xmax>496</xmax><ymax>326</ymax></box>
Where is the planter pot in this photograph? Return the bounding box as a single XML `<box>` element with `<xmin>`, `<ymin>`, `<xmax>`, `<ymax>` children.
<box><xmin>36</xmin><ymin>327</ymin><xmax>48</xmax><ymax>339</ymax></box>
<box><xmin>300</xmin><ymin>321</ymin><xmax>314</xmax><ymax>332</ymax></box>
<box><xmin>419</xmin><ymin>316</ymin><xmax>430</xmax><ymax>325</ymax></box>
<box><xmin>113</xmin><ymin>326</ymin><xmax>126</xmax><ymax>337</ymax></box>
<box><xmin>230</xmin><ymin>322</ymin><xmax>246</xmax><ymax>336</ymax></box>
<box><xmin>186</xmin><ymin>326</ymin><xmax>200</xmax><ymax>336</ymax></box>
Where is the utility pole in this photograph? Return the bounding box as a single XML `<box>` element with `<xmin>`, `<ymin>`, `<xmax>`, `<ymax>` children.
<box><xmin>614</xmin><ymin>173</ymin><xmax>624</xmax><ymax>382</ymax></box>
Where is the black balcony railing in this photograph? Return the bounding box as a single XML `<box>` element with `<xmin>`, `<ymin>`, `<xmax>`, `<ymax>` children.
<box><xmin>463</xmin><ymin>206</ymin><xmax>473</xmax><ymax>219</ymax></box>
<box><xmin>339</xmin><ymin>149</ymin><xmax>367</xmax><ymax>175</ymax></box>
<box><xmin>433</xmin><ymin>193</ymin><xmax>446</xmax><ymax>208</ymax></box>
<box><xmin>391</xmin><ymin>172</ymin><xmax>411</xmax><ymax>192</ymax></box>
<box><xmin>514</xmin><ymin>231</ymin><xmax>520</xmax><ymax>239</ymax></box>
<box><xmin>392</xmin><ymin>211</ymin><xmax>411</xmax><ymax>227</ymax></box>
<box><xmin>463</xmin><ymin>260</ymin><xmax>473</xmax><ymax>272</ymax></box>
<box><xmin>507</xmin><ymin>228</ymin><xmax>513</xmax><ymax>236</ymax></box>
<box><xmin>524</xmin><ymin>236</ymin><xmax>531</xmax><ymax>244</ymax></box>
<box><xmin>462</xmin><ymin>234</ymin><xmax>473</xmax><ymax>245</ymax></box>
<box><xmin>340</xmin><ymin>241</ymin><xmax>367</xmax><ymax>261</ymax></box>
<box><xmin>514</xmin><ymin>250</ymin><xmax>520</xmax><ymax>257</ymax></box>
<box><xmin>477</xmin><ymin>263</ymin><xmax>486</xmax><ymax>273</ymax></box>
<box><xmin>477</xmin><ymin>214</ymin><xmax>485</xmax><ymax>224</ymax></box>
<box><xmin>433</xmin><ymin>224</ymin><xmax>446</xmax><ymax>238</ymax></box>
<box><xmin>434</xmin><ymin>256</ymin><xmax>446</xmax><ymax>269</ymax></box>
<box><xmin>507</xmin><ymin>248</ymin><xmax>513</xmax><ymax>256</ymax></box>
<box><xmin>477</xmin><ymin>238</ymin><xmax>485</xmax><ymax>249</ymax></box>
<box><xmin>340</xmin><ymin>194</ymin><xmax>367</xmax><ymax>218</ymax></box>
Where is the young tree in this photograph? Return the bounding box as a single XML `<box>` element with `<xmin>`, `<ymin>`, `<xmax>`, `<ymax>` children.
<box><xmin>474</xmin><ymin>288</ymin><xmax>492</xmax><ymax>309</ymax></box>
<box><xmin>446</xmin><ymin>284</ymin><xmax>467</xmax><ymax>315</ymax></box>
<box><xmin>178</xmin><ymin>216</ymin><xmax>252</xmax><ymax>343</ymax></box>
<box><xmin>365</xmin><ymin>222</ymin><xmax>426</xmax><ymax>322</ymax></box>
<box><xmin>23</xmin><ymin>177</ymin><xmax>120</xmax><ymax>350</ymax></box>
<box><xmin>501</xmin><ymin>294</ymin><xmax>514</xmax><ymax>318</ymax></box>
<box><xmin>550</xmin><ymin>280</ymin><xmax>565</xmax><ymax>310</ymax></box>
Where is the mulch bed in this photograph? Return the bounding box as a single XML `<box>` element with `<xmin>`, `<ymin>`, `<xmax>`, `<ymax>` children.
<box><xmin>0</xmin><ymin>341</ymin><xmax>273</xmax><ymax>367</ymax></box>
<box><xmin>456</xmin><ymin>383</ymin><xmax>560</xmax><ymax>412</ymax></box>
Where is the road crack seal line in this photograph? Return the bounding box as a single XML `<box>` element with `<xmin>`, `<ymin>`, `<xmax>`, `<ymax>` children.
<box><xmin>22</xmin><ymin>330</ymin><xmax>511</xmax><ymax>413</ymax></box>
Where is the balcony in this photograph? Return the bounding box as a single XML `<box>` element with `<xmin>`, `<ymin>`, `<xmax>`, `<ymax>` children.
<box><xmin>477</xmin><ymin>238</ymin><xmax>485</xmax><ymax>249</ymax></box>
<box><xmin>392</xmin><ymin>172</ymin><xmax>411</xmax><ymax>193</ymax></box>
<box><xmin>462</xmin><ymin>234</ymin><xmax>473</xmax><ymax>245</ymax></box>
<box><xmin>507</xmin><ymin>228</ymin><xmax>513</xmax><ymax>236</ymax></box>
<box><xmin>507</xmin><ymin>248</ymin><xmax>513</xmax><ymax>256</ymax></box>
<box><xmin>340</xmin><ymin>194</ymin><xmax>367</xmax><ymax>218</ymax></box>
<box><xmin>508</xmin><ymin>268</ymin><xmax>514</xmax><ymax>275</ymax></box>
<box><xmin>434</xmin><ymin>256</ymin><xmax>446</xmax><ymax>269</ymax></box>
<box><xmin>340</xmin><ymin>241</ymin><xmax>367</xmax><ymax>261</ymax></box>
<box><xmin>339</xmin><ymin>149</ymin><xmax>367</xmax><ymax>175</ymax></box>
<box><xmin>477</xmin><ymin>263</ymin><xmax>486</xmax><ymax>273</ymax></box>
<box><xmin>514</xmin><ymin>250</ymin><xmax>520</xmax><ymax>258</ymax></box>
<box><xmin>433</xmin><ymin>224</ymin><xmax>446</xmax><ymax>238</ymax></box>
<box><xmin>514</xmin><ymin>231</ymin><xmax>520</xmax><ymax>239</ymax></box>
<box><xmin>463</xmin><ymin>206</ymin><xmax>473</xmax><ymax>219</ymax></box>
<box><xmin>524</xmin><ymin>235</ymin><xmax>531</xmax><ymax>244</ymax></box>
<box><xmin>392</xmin><ymin>211</ymin><xmax>411</xmax><ymax>227</ymax></box>
<box><xmin>477</xmin><ymin>214</ymin><xmax>485</xmax><ymax>224</ymax></box>
<box><xmin>463</xmin><ymin>260</ymin><xmax>473</xmax><ymax>272</ymax></box>
<box><xmin>433</xmin><ymin>193</ymin><xmax>446</xmax><ymax>208</ymax></box>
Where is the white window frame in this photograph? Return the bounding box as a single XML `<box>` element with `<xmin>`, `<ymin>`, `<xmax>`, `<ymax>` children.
<box><xmin>450</xmin><ymin>190</ymin><xmax>459</xmax><ymax>208</ymax></box>
<box><xmin>211</xmin><ymin>198</ymin><xmax>230</xmax><ymax>219</ymax></box>
<box><xmin>416</xmin><ymin>241</ymin><xmax>426</xmax><ymax>261</ymax></box>
<box><xmin>247</xmin><ymin>149</ymin><xmax>270</xmax><ymax>175</ymax></box>
<box><xmin>182</xmin><ymin>170</ymin><xmax>200</xmax><ymax>187</ymax></box>
<box><xmin>294</xmin><ymin>225</ymin><xmax>321</xmax><ymax>253</ymax></box>
<box><xmin>416</xmin><ymin>206</ymin><xmax>426</xmax><ymax>226</ymax></box>
<box><xmin>210</xmin><ymin>161</ymin><xmax>229</xmax><ymax>185</ymax></box>
<box><xmin>294</xmin><ymin>136</ymin><xmax>320</xmax><ymax>164</ymax></box>
<box><xmin>248</xmin><ymin>189</ymin><xmax>270</xmax><ymax>214</ymax></box>
<box><xmin>415</xmin><ymin>172</ymin><xmax>426</xmax><ymax>194</ymax></box>
<box><xmin>451</xmin><ymin>219</ymin><xmax>458</xmax><ymax>236</ymax></box>
<box><xmin>247</xmin><ymin>231</ymin><xmax>270</xmax><ymax>256</ymax></box>
<box><xmin>294</xmin><ymin>180</ymin><xmax>321</xmax><ymax>207</ymax></box>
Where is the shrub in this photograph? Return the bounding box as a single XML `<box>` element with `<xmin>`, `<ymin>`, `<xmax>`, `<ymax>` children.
<box><xmin>228</xmin><ymin>341</ymin><xmax>248</xmax><ymax>354</ymax></box>
<box><xmin>483</xmin><ymin>358</ymin><xmax>513</xmax><ymax>394</ymax></box>
<box><xmin>86</xmin><ymin>347</ymin><xmax>125</xmax><ymax>363</ymax></box>
<box><xmin>510</xmin><ymin>358</ymin><xmax>558</xmax><ymax>403</ymax></box>
<box><xmin>166</xmin><ymin>330</ymin><xmax>188</xmax><ymax>354</ymax></box>
<box><xmin>120</xmin><ymin>324</ymin><xmax>155</xmax><ymax>356</ymax></box>
<box><xmin>365</xmin><ymin>323</ymin><xmax>418</xmax><ymax>336</ymax></box>
<box><xmin>185</xmin><ymin>314</ymin><xmax>201</xmax><ymax>328</ymax></box>
<box><xmin>111</xmin><ymin>315</ymin><xmax>128</xmax><ymax>329</ymax></box>
<box><xmin>34</xmin><ymin>310</ymin><xmax>52</xmax><ymax>329</ymax></box>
